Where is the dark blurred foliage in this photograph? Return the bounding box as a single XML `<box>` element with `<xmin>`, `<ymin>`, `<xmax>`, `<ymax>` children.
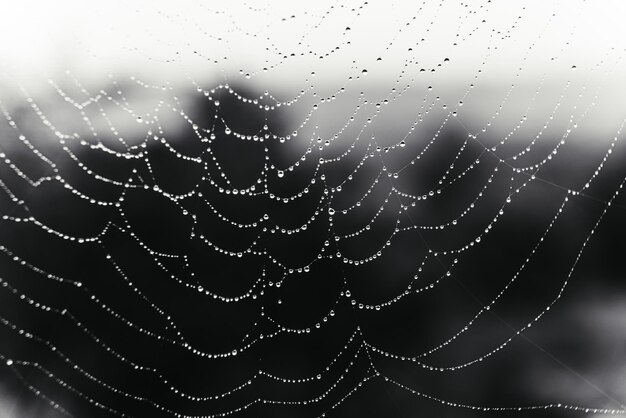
<box><xmin>0</xmin><ymin>84</ymin><xmax>625</xmax><ymax>418</ymax></box>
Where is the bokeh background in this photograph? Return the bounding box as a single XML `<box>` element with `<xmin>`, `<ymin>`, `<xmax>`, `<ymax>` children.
<box><xmin>1</xmin><ymin>1</ymin><xmax>626</xmax><ymax>417</ymax></box>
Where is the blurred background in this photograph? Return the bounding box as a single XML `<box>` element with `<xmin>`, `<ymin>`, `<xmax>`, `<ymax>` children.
<box><xmin>1</xmin><ymin>1</ymin><xmax>626</xmax><ymax>417</ymax></box>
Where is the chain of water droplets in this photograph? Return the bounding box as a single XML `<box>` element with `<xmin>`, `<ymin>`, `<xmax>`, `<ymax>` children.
<box><xmin>1</xmin><ymin>1</ymin><xmax>626</xmax><ymax>417</ymax></box>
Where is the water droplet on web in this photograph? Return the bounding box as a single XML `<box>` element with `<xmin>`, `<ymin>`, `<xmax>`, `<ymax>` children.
<box><xmin>277</xmin><ymin>170</ymin><xmax>284</xmax><ymax>178</ymax></box>
<box><xmin>328</xmin><ymin>208</ymin><xmax>335</xmax><ymax>216</ymax></box>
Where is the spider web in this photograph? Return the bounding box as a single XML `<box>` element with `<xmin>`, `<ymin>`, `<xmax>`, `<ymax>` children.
<box><xmin>1</xmin><ymin>1</ymin><xmax>626</xmax><ymax>417</ymax></box>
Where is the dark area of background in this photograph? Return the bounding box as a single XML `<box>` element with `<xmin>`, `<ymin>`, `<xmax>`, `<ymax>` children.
<box><xmin>0</xmin><ymin>83</ymin><xmax>625</xmax><ymax>418</ymax></box>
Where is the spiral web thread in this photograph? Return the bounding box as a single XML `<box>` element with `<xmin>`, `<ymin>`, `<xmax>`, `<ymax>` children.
<box><xmin>1</xmin><ymin>1</ymin><xmax>626</xmax><ymax>417</ymax></box>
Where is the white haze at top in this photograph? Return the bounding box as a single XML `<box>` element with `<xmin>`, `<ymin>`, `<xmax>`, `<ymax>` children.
<box><xmin>1</xmin><ymin>0</ymin><xmax>625</xmax><ymax>139</ymax></box>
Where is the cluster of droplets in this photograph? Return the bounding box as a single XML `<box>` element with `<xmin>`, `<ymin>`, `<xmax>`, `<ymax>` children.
<box><xmin>1</xmin><ymin>1</ymin><xmax>626</xmax><ymax>417</ymax></box>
